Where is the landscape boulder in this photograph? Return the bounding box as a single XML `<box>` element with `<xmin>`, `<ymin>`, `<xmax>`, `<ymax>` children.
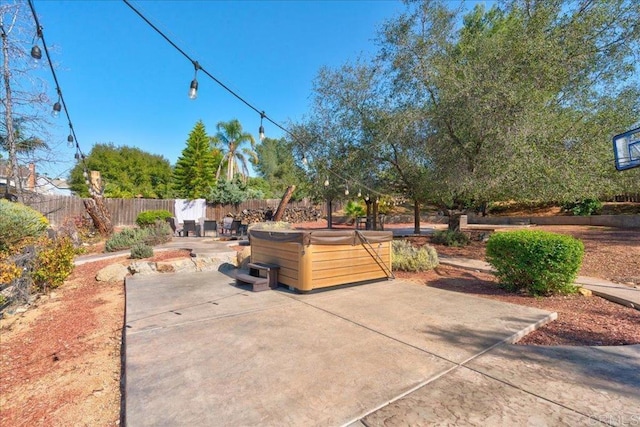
<box><xmin>96</xmin><ymin>264</ymin><xmax>129</xmax><ymax>282</ymax></box>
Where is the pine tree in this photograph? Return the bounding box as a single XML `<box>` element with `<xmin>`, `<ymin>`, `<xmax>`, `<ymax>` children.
<box><xmin>172</xmin><ymin>120</ymin><xmax>219</xmax><ymax>199</ymax></box>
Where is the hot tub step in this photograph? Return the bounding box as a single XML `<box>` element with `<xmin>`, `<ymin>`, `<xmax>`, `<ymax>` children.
<box><xmin>236</xmin><ymin>272</ymin><xmax>271</xmax><ymax>292</ymax></box>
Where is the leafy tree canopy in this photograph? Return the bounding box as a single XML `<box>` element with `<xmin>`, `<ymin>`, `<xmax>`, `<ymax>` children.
<box><xmin>69</xmin><ymin>143</ymin><xmax>173</xmax><ymax>198</ymax></box>
<box><xmin>299</xmin><ymin>0</ymin><xmax>640</xmax><ymax>221</ymax></box>
<box><xmin>208</xmin><ymin>176</ymin><xmax>264</xmax><ymax>206</ymax></box>
<box><xmin>253</xmin><ymin>137</ymin><xmax>310</xmax><ymax>200</ymax></box>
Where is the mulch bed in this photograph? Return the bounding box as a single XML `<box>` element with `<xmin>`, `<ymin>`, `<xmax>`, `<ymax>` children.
<box><xmin>397</xmin><ymin>265</ymin><xmax>640</xmax><ymax>346</ymax></box>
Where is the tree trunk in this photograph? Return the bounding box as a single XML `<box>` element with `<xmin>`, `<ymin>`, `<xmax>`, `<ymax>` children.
<box><xmin>365</xmin><ymin>199</ymin><xmax>372</xmax><ymax>230</ymax></box>
<box><xmin>83</xmin><ymin>196</ymin><xmax>113</xmax><ymax>236</ymax></box>
<box><xmin>1</xmin><ymin>32</ymin><xmax>22</xmax><ymax>201</ymax></box>
<box><xmin>372</xmin><ymin>198</ymin><xmax>378</xmax><ymax>230</ymax></box>
<box><xmin>326</xmin><ymin>198</ymin><xmax>333</xmax><ymax>229</ymax></box>
<box><xmin>447</xmin><ymin>209</ymin><xmax>462</xmax><ymax>232</ymax></box>
<box><xmin>273</xmin><ymin>185</ymin><xmax>295</xmax><ymax>222</ymax></box>
<box><xmin>413</xmin><ymin>199</ymin><xmax>421</xmax><ymax>234</ymax></box>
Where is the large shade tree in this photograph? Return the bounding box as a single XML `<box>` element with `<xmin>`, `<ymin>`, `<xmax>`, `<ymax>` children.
<box><xmin>69</xmin><ymin>143</ymin><xmax>173</xmax><ymax>198</ymax></box>
<box><xmin>213</xmin><ymin>119</ymin><xmax>257</xmax><ymax>182</ymax></box>
<box><xmin>380</xmin><ymin>0</ymin><xmax>640</xmax><ymax>209</ymax></box>
<box><xmin>172</xmin><ymin>120</ymin><xmax>221</xmax><ymax>199</ymax></box>
<box><xmin>300</xmin><ymin>0</ymin><xmax>640</xmax><ymax>231</ymax></box>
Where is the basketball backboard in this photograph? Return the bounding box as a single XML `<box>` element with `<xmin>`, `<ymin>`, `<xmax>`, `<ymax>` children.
<box><xmin>613</xmin><ymin>126</ymin><xmax>640</xmax><ymax>171</ymax></box>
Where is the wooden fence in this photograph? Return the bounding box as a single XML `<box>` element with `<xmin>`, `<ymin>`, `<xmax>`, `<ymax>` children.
<box><xmin>23</xmin><ymin>195</ymin><xmax>328</xmax><ymax>227</ymax></box>
<box><xmin>608</xmin><ymin>193</ymin><xmax>640</xmax><ymax>202</ymax></box>
<box><xmin>22</xmin><ymin>193</ymin><xmax>638</xmax><ymax>227</ymax></box>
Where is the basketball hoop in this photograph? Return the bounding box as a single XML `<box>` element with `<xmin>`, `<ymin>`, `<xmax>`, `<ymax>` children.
<box><xmin>613</xmin><ymin>126</ymin><xmax>640</xmax><ymax>171</ymax></box>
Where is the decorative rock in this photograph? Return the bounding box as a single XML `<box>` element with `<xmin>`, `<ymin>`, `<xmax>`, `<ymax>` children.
<box><xmin>237</xmin><ymin>247</ymin><xmax>251</xmax><ymax>269</ymax></box>
<box><xmin>96</xmin><ymin>264</ymin><xmax>129</xmax><ymax>282</ymax></box>
<box><xmin>156</xmin><ymin>263</ymin><xmax>175</xmax><ymax>273</ymax></box>
<box><xmin>128</xmin><ymin>262</ymin><xmax>156</xmax><ymax>276</ymax></box>
<box><xmin>577</xmin><ymin>287</ymin><xmax>592</xmax><ymax>297</ymax></box>
<box><xmin>158</xmin><ymin>259</ymin><xmax>195</xmax><ymax>273</ymax></box>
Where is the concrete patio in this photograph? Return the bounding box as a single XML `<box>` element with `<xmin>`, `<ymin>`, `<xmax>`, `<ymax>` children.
<box><xmin>109</xmin><ymin>233</ymin><xmax>640</xmax><ymax>426</ymax></box>
<box><xmin>123</xmin><ymin>269</ymin><xmax>637</xmax><ymax>426</ymax></box>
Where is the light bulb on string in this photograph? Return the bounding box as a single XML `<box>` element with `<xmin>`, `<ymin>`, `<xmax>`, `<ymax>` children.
<box><xmin>52</xmin><ymin>100</ymin><xmax>61</xmax><ymax>118</ymax></box>
<box><xmin>357</xmin><ymin>189</ymin><xmax>362</xmax><ymax>198</ymax></box>
<box><xmin>259</xmin><ymin>112</ymin><xmax>265</xmax><ymax>141</ymax></box>
<box><xmin>324</xmin><ymin>177</ymin><xmax>329</xmax><ymax>187</ymax></box>
<box><xmin>302</xmin><ymin>154</ymin><xmax>308</xmax><ymax>165</ymax></box>
<box><xmin>30</xmin><ymin>26</ymin><xmax>43</xmax><ymax>62</ymax></box>
<box><xmin>188</xmin><ymin>61</ymin><xmax>200</xmax><ymax>99</ymax></box>
<box><xmin>344</xmin><ymin>186</ymin><xmax>349</xmax><ymax>196</ymax></box>
<box><xmin>365</xmin><ymin>194</ymin><xmax>370</xmax><ymax>201</ymax></box>
<box><xmin>67</xmin><ymin>134</ymin><xmax>74</xmax><ymax>148</ymax></box>
<box><xmin>30</xmin><ymin>45</ymin><xmax>42</xmax><ymax>60</ymax></box>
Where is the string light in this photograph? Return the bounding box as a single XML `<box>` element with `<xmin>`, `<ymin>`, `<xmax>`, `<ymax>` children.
<box><xmin>324</xmin><ymin>177</ymin><xmax>330</xmax><ymax>187</ymax></box>
<box><xmin>259</xmin><ymin>111</ymin><xmax>265</xmax><ymax>141</ymax></box>
<box><xmin>302</xmin><ymin>154</ymin><xmax>308</xmax><ymax>165</ymax></box>
<box><xmin>357</xmin><ymin>189</ymin><xmax>361</xmax><ymax>198</ymax></box>
<box><xmin>365</xmin><ymin>194</ymin><xmax>370</xmax><ymax>201</ymax></box>
<box><xmin>122</xmin><ymin>0</ymin><xmax>391</xmax><ymax>201</ymax></box>
<box><xmin>67</xmin><ymin>133</ymin><xmax>74</xmax><ymax>148</ymax></box>
<box><xmin>344</xmin><ymin>186</ymin><xmax>349</xmax><ymax>196</ymax></box>
<box><xmin>52</xmin><ymin>99</ymin><xmax>61</xmax><ymax>118</ymax></box>
<box><xmin>30</xmin><ymin>26</ymin><xmax>42</xmax><ymax>60</ymax></box>
<box><xmin>188</xmin><ymin>61</ymin><xmax>199</xmax><ymax>99</ymax></box>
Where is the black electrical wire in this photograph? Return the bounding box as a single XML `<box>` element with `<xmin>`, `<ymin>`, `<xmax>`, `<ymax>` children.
<box><xmin>122</xmin><ymin>0</ymin><xmax>388</xmax><ymax>199</ymax></box>
<box><xmin>27</xmin><ymin>0</ymin><xmax>96</xmax><ymax>194</ymax></box>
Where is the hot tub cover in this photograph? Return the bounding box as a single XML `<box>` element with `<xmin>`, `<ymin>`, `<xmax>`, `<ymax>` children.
<box><xmin>249</xmin><ymin>229</ymin><xmax>393</xmax><ymax>246</ymax></box>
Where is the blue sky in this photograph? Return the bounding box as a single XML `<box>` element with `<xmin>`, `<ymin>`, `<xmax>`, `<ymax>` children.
<box><xmin>31</xmin><ymin>0</ymin><xmax>409</xmax><ymax>179</ymax></box>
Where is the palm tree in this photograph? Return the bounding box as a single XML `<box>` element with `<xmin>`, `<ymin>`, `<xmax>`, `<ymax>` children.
<box><xmin>213</xmin><ymin>119</ymin><xmax>257</xmax><ymax>182</ymax></box>
<box><xmin>0</xmin><ymin>118</ymin><xmax>47</xmax><ymax>153</ymax></box>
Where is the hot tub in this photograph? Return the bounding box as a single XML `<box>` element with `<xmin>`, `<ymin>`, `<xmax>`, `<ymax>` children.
<box><xmin>249</xmin><ymin>229</ymin><xmax>393</xmax><ymax>292</ymax></box>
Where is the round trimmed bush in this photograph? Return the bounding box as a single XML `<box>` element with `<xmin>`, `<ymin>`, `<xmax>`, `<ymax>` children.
<box><xmin>136</xmin><ymin>210</ymin><xmax>172</xmax><ymax>228</ymax></box>
<box><xmin>486</xmin><ymin>230</ymin><xmax>584</xmax><ymax>296</ymax></box>
<box><xmin>130</xmin><ymin>243</ymin><xmax>154</xmax><ymax>259</ymax></box>
<box><xmin>392</xmin><ymin>239</ymin><xmax>439</xmax><ymax>272</ymax></box>
<box><xmin>0</xmin><ymin>200</ymin><xmax>49</xmax><ymax>253</ymax></box>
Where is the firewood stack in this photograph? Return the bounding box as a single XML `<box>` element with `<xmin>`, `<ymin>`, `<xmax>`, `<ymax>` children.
<box><xmin>235</xmin><ymin>206</ymin><xmax>323</xmax><ymax>224</ymax></box>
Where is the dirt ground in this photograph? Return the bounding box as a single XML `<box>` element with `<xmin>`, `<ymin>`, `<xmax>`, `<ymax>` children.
<box><xmin>0</xmin><ymin>225</ymin><xmax>638</xmax><ymax>425</ymax></box>
<box><xmin>406</xmin><ymin>225</ymin><xmax>640</xmax><ymax>346</ymax></box>
<box><xmin>0</xmin><ymin>250</ymin><xmax>188</xmax><ymax>427</ymax></box>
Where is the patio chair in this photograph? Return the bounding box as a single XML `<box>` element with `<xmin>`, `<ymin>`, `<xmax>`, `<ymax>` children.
<box><xmin>221</xmin><ymin>216</ymin><xmax>235</xmax><ymax>235</ymax></box>
<box><xmin>182</xmin><ymin>219</ymin><xmax>199</xmax><ymax>237</ymax></box>
<box><xmin>167</xmin><ymin>217</ymin><xmax>183</xmax><ymax>237</ymax></box>
<box><xmin>201</xmin><ymin>219</ymin><xmax>218</xmax><ymax>237</ymax></box>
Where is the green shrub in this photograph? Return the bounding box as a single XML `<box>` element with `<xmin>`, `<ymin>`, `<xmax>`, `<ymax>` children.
<box><xmin>344</xmin><ymin>200</ymin><xmax>365</xmax><ymax>220</ymax></box>
<box><xmin>142</xmin><ymin>220</ymin><xmax>173</xmax><ymax>246</ymax></box>
<box><xmin>392</xmin><ymin>239</ymin><xmax>439</xmax><ymax>272</ymax></box>
<box><xmin>136</xmin><ymin>210</ymin><xmax>173</xmax><ymax>227</ymax></box>
<box><xmin>486</xmin><ymin>230</ymin><xmax>584</xmax><ymax>296</ymax></box>
<box><xmin>0</xmin><ymin>200</ymin><xmax>49</xmax><ymax>253</ymax></box>
<box><xmin>562</xmin><ymin>199</ymin><xmax>602</xmax><ymax>216</ymax></box>
<box><xmin>32</xmin><ymin>237</ymin><xmax>76</xmax><ymax>292</ymax></box>
<box><xmin>431</xmin><ymin>229</ymin><xmax>470</xmax><ymax>247</ymax></box>
<box><xmin>130</xmin><ymin>243</ymin><xmax>154</xmax><ymax>259</ymax></box>
<box><xmin>105</xmin><ymin>221</ymin><xmax>172</xmax><ymax>252</ymax></box>
<box><xmin>105</xmin><ymin>227</ymin><xmax>149</xmax><ymax>252</ymax></box>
